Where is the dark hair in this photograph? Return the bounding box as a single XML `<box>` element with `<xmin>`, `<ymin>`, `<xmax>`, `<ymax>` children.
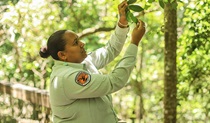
<box><xmin>39</xmin><ymin>30</ymin><xmax>67</xmax><ymax>60</ymax></box>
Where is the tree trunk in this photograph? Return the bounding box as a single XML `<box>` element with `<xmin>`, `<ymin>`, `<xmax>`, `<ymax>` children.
<box><xmin>164</xmin><ymin>1</ymin><xmax>177</xmax><ymax>123</ymax></box>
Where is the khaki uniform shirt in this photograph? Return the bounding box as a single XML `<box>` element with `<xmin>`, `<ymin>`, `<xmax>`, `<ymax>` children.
<box><xmin>50</xmin><ymin>25</ymin><xmax>138</xmax><ymax>123</ymax></box>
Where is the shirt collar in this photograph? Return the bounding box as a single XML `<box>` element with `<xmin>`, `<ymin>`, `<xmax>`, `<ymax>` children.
<box><xmin>53</xmin><ymin>60</ymin><xmax>86</xmax><ymax>70</ymax></box>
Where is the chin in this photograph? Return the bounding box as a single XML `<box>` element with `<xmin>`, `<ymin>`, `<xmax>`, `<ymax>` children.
<box><xmin>83</xmin><ymin>55</ymin><xmax>87</xmax><ymax>60</ymax></box>
<box><xmin>83</xmin><ymin>52</ymin><xmax>87</xmax><ymax>57</ymax></box>
<box><xmin>80</xmin><ymin>55</ymin><xmax>87</xmax><ymax>63</ymax></box>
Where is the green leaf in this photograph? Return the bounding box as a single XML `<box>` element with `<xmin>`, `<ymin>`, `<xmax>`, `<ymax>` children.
<box><xmin>144</xmin><ymin>4</ymin><xmax>151</xmax><ymax>10</ymax></box>
<box><xmin>129</xmin><ymin>12</ymin><xmax>138</xmax><ymax>23</ymax></box>
<box><xmin>126</xmin><ymin>11</ymin><xmax>132</xmax><ymax>23</ymax></box>
<box><xmin>129</xmin><ymin>5</ymin><xmax>144</xmax><ymax>12</ymax></box>
<box><xmin>127</xmin><ymin>0</ymin><xmax>137</xmax><ymax>4</ymax></box>
<box><xmin>125</xmin><ymin>7</ymin><xmax>129</xmax><ymax>13</ymax></box>
<box><xmin>159</xmin><ymin>0</ymin><xmax>165</xmax><ymax>9</ymax></box>
<box><xmin>15</xmin><ymin>33</ymin><xmax>20</xmax><ymax>40</ymax></box>
<box><xmin>131</xmin><ymin>16</ymin><xmax>138</xmax><ymax>24</ymax></box>
<box><xmin>148</xmin><ymin>0</ymin><xmax>155</xmax><ymax>3</ymax></box>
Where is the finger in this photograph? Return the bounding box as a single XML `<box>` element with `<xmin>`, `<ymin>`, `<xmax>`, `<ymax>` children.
<box><xmin>119</xmin><ymin>2</ymin><xmax>128</xmax><ymax>16</ymax></box>
<box><xmin>138</xmin><ymin>20</ymin><xmax>145</xmax><ymax>29</ymax></box>
<box><xmin>118</xmin><ymin>2</ymin><xmax>124</xmax><ymax>8</ymax></box>
<box><xmin>141</xmin><ymin>21</ymin><xmax>145</xmax><ymax>27</ymax></box>
<box><xmin>118</xmin><ymin>0</ymin><xmax>127</xmax><ymax>8</ymax></box>
<box><xmin>136</xmin><ymin>22</ymin><xmax>140</xmax><ymax>28</ymax></box>
<box><xmin>119</xmin><ymin>5</ymin><xmax>128</xmax><ymax>14</ymax></box>
<box><xmin>122</xmin><ymin>2</ymin><xmax>128</xmax><ymax>9</ymax></box>
<box><xmin>121</xmin><ymin>0</ymin><xmax>127</xmax><ymax>5</ymax></box>
<box><xmin>138</xmin><ymin>20</ymin><xmax>142</xmax><ymax>29</ymax></box>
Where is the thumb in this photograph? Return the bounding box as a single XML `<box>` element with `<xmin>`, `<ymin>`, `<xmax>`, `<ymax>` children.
<box><xmin>138</xmin><ymin>20</ymin><xmax>143</xmax><ymax>29</ymax></box>
<box><xmin>139</xmin><ymin>20</ymin><xmax>145</xmax><ymax>29</ymax></box>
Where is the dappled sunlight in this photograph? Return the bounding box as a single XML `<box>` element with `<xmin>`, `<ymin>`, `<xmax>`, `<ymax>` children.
<box><xmin>0</xmin><ymin>0</ymin><xmax>209</xmax><ymax>122</ymax></box>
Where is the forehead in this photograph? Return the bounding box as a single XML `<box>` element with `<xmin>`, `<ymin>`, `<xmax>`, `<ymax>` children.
<box><xmin>63</xmin><ymin>30</ymin><xmax>78</xmax><ymax>41</ymax></box>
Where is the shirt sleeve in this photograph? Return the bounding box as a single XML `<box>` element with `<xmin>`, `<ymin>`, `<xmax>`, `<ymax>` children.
<box><xmin>63</xmin><ymin>44</ymin><xmax>138</xmax><ymax>99</ymax></box>
<box><xmin>88</xmin><ymin>24</ymin><xmax>129</xmax><ymax>69</ymax></box>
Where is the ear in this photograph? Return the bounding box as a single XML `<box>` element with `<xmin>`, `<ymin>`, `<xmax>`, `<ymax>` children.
<box><xmin>57</xmin><ymin>51</ymin><xmax>67</xmax><ymax>61</ymax></box>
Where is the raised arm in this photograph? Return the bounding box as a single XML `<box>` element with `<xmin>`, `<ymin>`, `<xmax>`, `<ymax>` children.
<box><xmin>87</xmin><ymin>1</ymin><xmax>129</xmax><ymax>69</ymax></box>
<box><xmin>53</xmin><ymin>20</ymin><xmax>146</xmax><ymax>99</ymax></box>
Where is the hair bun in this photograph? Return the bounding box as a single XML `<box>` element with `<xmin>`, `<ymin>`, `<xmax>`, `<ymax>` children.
<box><xmin>39</xmin><ymin>47</ymin><xmax>50</xmax><ymax>58</ymax></box>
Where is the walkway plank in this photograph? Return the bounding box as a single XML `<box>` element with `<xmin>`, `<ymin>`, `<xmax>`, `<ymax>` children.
<box><xmin>0</xmin><ymin>82</ymin><xmax>50</xmax><ymax>108</ymax></box>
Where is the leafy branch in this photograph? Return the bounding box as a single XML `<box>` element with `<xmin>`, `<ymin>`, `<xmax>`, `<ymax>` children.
<box><xmin>126</xmin><ymin>0</ymin><xmax>144</xmax><ymax>24</ymax></box>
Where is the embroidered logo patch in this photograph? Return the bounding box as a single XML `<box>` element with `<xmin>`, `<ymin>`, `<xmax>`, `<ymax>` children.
<box><xmin>75</xmin><ymin>71</ymin><xmax>91</xmax><ymax>86</ymax></box>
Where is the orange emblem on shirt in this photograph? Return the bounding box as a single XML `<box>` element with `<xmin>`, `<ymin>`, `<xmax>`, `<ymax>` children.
<box><xmin>75</xmin><ymin>72</ymin><xmax>91</xmax><ymax>86</ymax></box>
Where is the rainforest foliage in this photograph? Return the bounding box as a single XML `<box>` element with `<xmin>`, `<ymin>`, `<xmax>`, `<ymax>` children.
<box><xmin>0</xmin><ymin>0</ymin><xmax>209</xmax><ymax>122</ymax></box>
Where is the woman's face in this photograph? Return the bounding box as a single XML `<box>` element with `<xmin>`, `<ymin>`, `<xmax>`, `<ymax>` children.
<box><xmin>59</xmin><ymin>30</ymin><xmax>87</xmax><ymax>63</ymax></box>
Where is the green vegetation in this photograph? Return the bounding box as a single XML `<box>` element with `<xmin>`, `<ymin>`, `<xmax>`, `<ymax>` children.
<box><xmin>0</xmin><ymin>0</ymin><xmax>209</xmax><ymax>122</ymax></box>
<box><xmin>126</xmin><ymin>0</ymin><xmax>144</xmax><ymax>23</ymax></box>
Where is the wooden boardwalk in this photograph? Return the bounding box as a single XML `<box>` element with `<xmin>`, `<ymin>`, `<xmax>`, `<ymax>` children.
<box><xmin>0</xmin><ymin>81</ymin><xmax>50</xmax><ymax>108</ymax></box>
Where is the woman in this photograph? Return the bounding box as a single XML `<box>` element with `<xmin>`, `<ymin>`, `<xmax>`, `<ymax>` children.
<box><xmin>39</xmin><ymin>1</ymin><xmax>145</xmax><ymax>123</ymax></box>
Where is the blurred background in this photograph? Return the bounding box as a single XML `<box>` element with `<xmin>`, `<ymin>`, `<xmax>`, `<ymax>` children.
<box><xmin>0</xmin><ymin>0</ymin><xmax>209</xmax><ymax>123</ymax></box>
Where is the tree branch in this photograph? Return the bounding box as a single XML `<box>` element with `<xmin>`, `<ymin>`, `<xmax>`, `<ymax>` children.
<box><xmin>77</xmin><ymin>9</ymin><xmax>159</xmax><ymax>39</ymax></box>
<box><xmin>78</xmin><ymin>26</ymin><xmax>115</xmax><ymax>39</ymax></box>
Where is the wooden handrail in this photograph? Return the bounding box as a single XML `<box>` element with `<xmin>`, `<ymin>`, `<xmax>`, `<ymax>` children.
<box><xmin>0</xmin><ymin>82</ymin><xmax>50</xmax><ymax>108</ymax></box>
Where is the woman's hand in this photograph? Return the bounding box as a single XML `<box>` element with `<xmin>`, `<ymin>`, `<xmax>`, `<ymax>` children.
<box><xmin>131</xmin><ymin>20</ymin><xmax>146</xmax><ymax>46</ymax></box>
<box><xmin>118</xmin><ymin>0</ymin><xmax>128</xmax><ymax>28</ymax></box>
